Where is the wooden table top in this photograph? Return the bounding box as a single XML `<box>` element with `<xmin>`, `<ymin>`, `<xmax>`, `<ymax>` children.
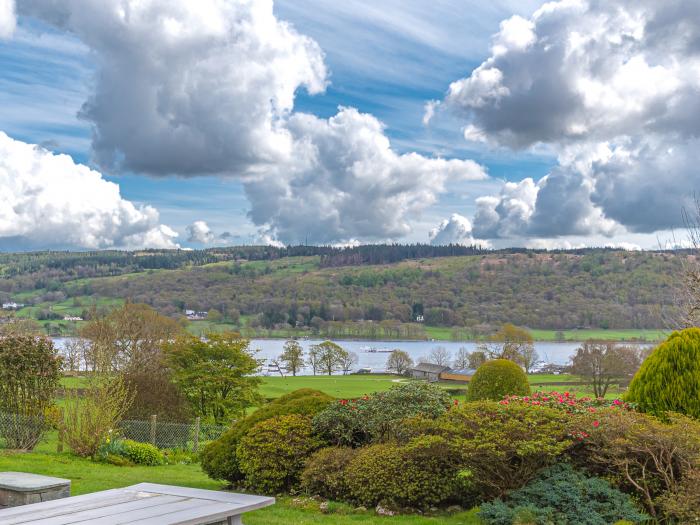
<box><xmin>0</xmin><ymin>483</ymin><xmax>274</xmax><ymax>524</ymax></box>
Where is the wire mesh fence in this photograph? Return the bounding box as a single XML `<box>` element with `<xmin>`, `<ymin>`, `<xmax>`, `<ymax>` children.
<box><xmin>0</xmin><ymin>412</ymin><xmax>228</xmax><ymax>452</ymax></box>
<box><xmin>0</xmin><ymin>412</ymin><xmax>46</xmax><ymax>450</ymax></box>
<box><xmin>118</xmin><ymin>416</ymin><xmax>228</xmax><ymax>451</ymax></box>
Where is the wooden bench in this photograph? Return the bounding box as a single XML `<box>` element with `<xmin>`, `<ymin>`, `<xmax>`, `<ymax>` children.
<box><xmin>0</xmin><ymin>472</ymin><xmax>71</xmax><ymax>508</ymax></box>
<box><xmin>0</xmin><ymin>482</ymin><xmax>274</xmax><ymax>524</ymax></box>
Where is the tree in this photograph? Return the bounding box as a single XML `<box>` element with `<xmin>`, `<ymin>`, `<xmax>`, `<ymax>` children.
<box><xmin>427</xmin><ymin>346</ymin><xmax>451</xmax><ymax>367</ymax></box>
<box><xmin>164</xmin><ymin>332</ymin><xmax>263</xmax><ymax>424</ymax></box>
<box><xmin>488</xmin><ymin>324</ymin><xmax>538</xmax><ymax>372</ymax></box>
<box><xmin>673</xmin><ymin>195</ymin><xmax>700</xmax><ymax>328</ymax></box>
<box><xmin>468</xmin><ymin>350</ymin><xmax>487</xmax><ymax>369</ymax></box>
<box><xmin>80</xmin><ymin>303</ymin><xmax>188</xmax><ymax>420</ymax></box>
<box><xmin>453</xmin><ymin>347</ymin><xmax>471</xmax><ymax>369</ymax></box>
<box><xmin>80</xmin><ymin>302</ymin><xmax>184</xmax><ymax>371</ymax></box>
<box><xmin>311</xmin><ymin>341</ymin><xmax>348</xmax><ymax>375</ymax></box>
<box><xmin>386</xmin><ymin>349</ymin><xmax>413</xmax><ymax>375</ymax></box>
<box><xmin>279</xmin><ymin>340</ymin><xmax>305</xmax><ymax>376</ymax></box>
<box><xmin>0</xmin><ymin>336</ymin><xmax>62</xmax><ymax>450</ymax></box>
<box><xmin>340</xmin><ymin>351</ymin><xmax>359</xmax><ymax>375</ymax></box>
<box><xmin>570</xmin><ymin>341</ymin><xmax>641</xmax><ymax>398</ymax></box>
<box><xmin>207</xmin><ymin>308</ymin><xmax>223</xmax><ymax>322</ymax></box>
<box><xmin>307</xmin><ymin>345</ymin><xmax>321</xmax><ymax>375</ymax></box>
<box><xmin>0</xmin><ymin>316</ymin><xmax>42</xmax><ymax>336</ymax></box>
<box><xmin>626</xmin><ymin>328</ymin><xmax>700</xmax><ymax>418</ymax></box>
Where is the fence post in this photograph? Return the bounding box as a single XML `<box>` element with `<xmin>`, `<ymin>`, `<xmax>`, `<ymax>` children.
<box><xmin>150</xmin><ymin>414</ymin><xmax>157</xmax><ymax>446</ymax></box>
<box><xmin>193</xmin><ymin>417</ymin><xmax>201</xmax><ymax>453</ymax></box>
<box><xmin>56</xmin><ymin>408</ymin><xmax>64</xmax><ymax>453</ymax></box>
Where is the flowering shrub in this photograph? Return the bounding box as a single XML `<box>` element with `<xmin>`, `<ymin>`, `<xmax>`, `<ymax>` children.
<box><xmin>500</xmin><ymin>391</ymin><xmax>633</xmax><ymax>414</ymax></box>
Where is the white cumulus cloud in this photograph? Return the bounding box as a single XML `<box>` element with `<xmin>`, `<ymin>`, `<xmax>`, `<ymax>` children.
<box><xmin>429</xmin><ymin>213</ymin><xmax>489</xmax><ymax>246</ymax></box>
<box><xmin>19</xmin><ymin>0</ymin><xmax>327</xmax><ymax>176</ymax></box>
<box><xmin>439</xmin><ymin>0</ymin><xmax>700</xmax><ymax>241</ymax></box>
<box><xmin>186</xmin><ymin>220</ymin><xmax>215</xmax><ymax>244</ymax></box>
<box><xmin>244</xmin><ymin>107</ymin><xmax>488</xmax><ymax>245</ymax></box>
<box><xmin>0</xmin><ymin>131</ymin><xmax>178</xmax><ymax>249</ymax></box>
<box><xmin>0</xmin><ymin>0</ymin><xmax>15</xmax><ymax>38</ymax></box>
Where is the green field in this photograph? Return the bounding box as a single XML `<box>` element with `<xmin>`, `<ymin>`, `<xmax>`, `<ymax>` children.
<box><xmin>529</xmin><ymin>328</ymin><xmax>668</xmax><ymax>342</ymax></box>
<box><xmin>59</xmin><ymin>372</ymin><xmax>623</xmax><ymax>401</ymax></box>
<box><xmin>0</xmin><ymin>440</ymin><xmax>480</xmax><ymax>524</ymax></box>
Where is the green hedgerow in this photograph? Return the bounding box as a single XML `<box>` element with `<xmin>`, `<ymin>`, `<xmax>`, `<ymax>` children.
<box><xmin>626</xmin><ymin>327</ymin><xmax>700</xmax><ymax>419</ymax></box>
<box><xmin>236</xmin><ymin>414</ymin><xmax>324</xmax><ymax>494</ymax></box>
<box><xmin>466</xmin><ymin>359</ymin><xmax>530</xmax><ymax>402</ymax></box>
<box><xmin>479</xmin><ymin>463</ymin><xmax>648</xmax><ymax>525</ymax></box>
<box><xmin>120</xmin><ymin>440</ymin><xmax>164</xmax><ymax>466</ymax></box>
<box><xmin>300</xmin><ymin>447</ymin><xmax>358</xmax><ymax>500</ymax></box>
<box><xmin>200</xmin><ymin>388</ymin><xmax>333</xmax><ymax>483</ymax></box>
<box><xmin>345</xmin><ymin>435</ymin><xmax>461</xmax><ymax>509</ymax></box>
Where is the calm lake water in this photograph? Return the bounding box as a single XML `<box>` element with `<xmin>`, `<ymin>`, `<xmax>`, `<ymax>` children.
<box><xmin>52</xmin><ymin>337</ymin><xmax>639</xmax><ymax>375</ymax></box>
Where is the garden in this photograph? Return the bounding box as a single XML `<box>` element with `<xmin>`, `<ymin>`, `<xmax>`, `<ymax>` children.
<box><xmin>1</xmin><ymin>304</ymin><xmax>699</xmax><ymax>524</ymax></box>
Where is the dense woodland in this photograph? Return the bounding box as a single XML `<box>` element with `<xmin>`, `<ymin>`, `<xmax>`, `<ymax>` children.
<box><xmin>0</xmin><ymin>247</ymin><xmax>689</xmax><ymax>331</ymax></box>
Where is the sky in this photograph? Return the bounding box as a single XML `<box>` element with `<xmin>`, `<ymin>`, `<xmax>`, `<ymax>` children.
<box><xmin>0</xmin><ymin>0</ymin><xmax>698</xmax><ymax>250</ymax></box>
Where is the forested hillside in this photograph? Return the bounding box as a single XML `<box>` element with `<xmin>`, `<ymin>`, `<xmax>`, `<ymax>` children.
<box><xmin>0</xmin><ymin>247</ymin><xmax>685</xmax><ymax>334</ymax></box>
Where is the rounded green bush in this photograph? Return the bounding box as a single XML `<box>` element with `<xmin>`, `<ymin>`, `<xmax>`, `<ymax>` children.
<box><xmin>626</xmin><ymin>328</ymin><xmax>700</xmax><ymax>419</ymax></box>
<box><xmin>300</xmin><ymin>446</ymin><xmax>358</xmax><ymax>500</ymax></box>
<box><xmin>201</xmin><ymin>388</ymin><xmax>333</xmax><ymax>483</ymax></box>
<box><xmin>236</xmin><ymin>414</ymin><xmax>324</xmax><ymax>494</ymax></box>
<box><xmin>313</xmin><ymin>381</ymin><xmax>451</xmax><ymax>447</ymax></box>
<box><xmin>466</xmin><ymin>359</ymin><xmax>530</xmax><ymax>401</ymax></box>
<box><xmin>345</xmin><ymin>435</ymin><xmax>460</xmax><ymax>509</ymax></box>
<box><xmin>120</xmin><ymin>440</ymin><xmax>164</xmax><ymax>466</ymax></box>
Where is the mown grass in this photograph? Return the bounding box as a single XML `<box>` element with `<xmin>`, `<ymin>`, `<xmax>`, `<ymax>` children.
<box><xmin>59</xmin><ymin>372</ymin><xmax>623</xmax><ymax>400</ymax></box>
<box><xmin>0</xmin><ymin>446</ymin><xmax>481</xmax><ymax>524</ymax></box>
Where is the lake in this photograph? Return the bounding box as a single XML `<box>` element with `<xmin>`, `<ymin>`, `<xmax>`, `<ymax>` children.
<box><xmin>52</xmin><ymin>337</ymin><xmax>636</xmax><ymax>375</ymax></box>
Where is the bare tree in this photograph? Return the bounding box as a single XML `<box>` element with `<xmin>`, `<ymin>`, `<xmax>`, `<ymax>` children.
<box><xmin>672</xmin><ymin>195</ymin><xmax>700</xmax><ymax>328</ymax></box>
<box><xmin>570</xmin><ymin>341</ymin><xmax>642</xmax><ymax>398</ymax></box>
<box><xmin>386</xmin><ymin>349</ymin><xmax>413</xmax><ymax>375</ymax></box>
<box><xmin>468</xmin><ymin>350</ymin><xmax>487</xmax><ymax>369</ymax></box>
<box><xmin>427</xmin><ymin>346</ymin><xmax>451</xmax><ymax>367</ymax></box>
<box><xmin>340</xmin><ymin>351</ymin><xmax>359</xmax><ymax>375</ymax></box>
<box><xmin>453</xmin><ymin>347</ymin><xmax>471</xmax><ymax>369</ymax></box>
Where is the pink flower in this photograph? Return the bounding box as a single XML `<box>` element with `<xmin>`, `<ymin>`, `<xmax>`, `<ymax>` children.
<box><xmin>593</xmin><ymin>420</ymin><xmax>600</xmax><ymax>428</ymax></box>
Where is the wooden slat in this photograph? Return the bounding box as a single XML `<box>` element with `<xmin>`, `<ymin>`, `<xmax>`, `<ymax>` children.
<box><xmin>126</xmin><ymin>483</ymin><xmax>274</xmax><ymax>508</ymax></box>
<box><xmin>0</xmin><ymin>483</ymin><xmax>275</xmax><ymax>525</ymax></box>
<box><xmin>0</xmin><ymin>490</ymin><xmax>137</xmax><ymax>522</ymax></box>
<box><xmin>85</xmin><ymin>499</ymin><xmax>237</xmax><ymax>525</ymax></box>
<box><xmin>127</xmin><ymin>502</ymin><xmax>244</xmax><ymax>525</ymax></box>
<box><xmin>20</xmin><ymin>495</ymin><xmax>185</xmax><ymax>525</ymax></box>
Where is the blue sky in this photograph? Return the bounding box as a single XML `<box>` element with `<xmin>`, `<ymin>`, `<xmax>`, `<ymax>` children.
<box><xmin>0</xmin><ymin>0</ymin><xmax>697</xmax><ymax>250</ymax></box>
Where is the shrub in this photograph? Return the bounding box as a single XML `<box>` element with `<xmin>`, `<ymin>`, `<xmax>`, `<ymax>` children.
<box><xmin>501</xmin><ymin>391</ymin><xmax>633</xmax><ymax>414</ymax></box>
<box><xmin>345</xmin><ymin>435</ymin><xmax>461</xmax><ymax>509</ymax></box>
<box><xmin>313</xmin><ymin>382</ymin><xmax>451</xmax><ymax>447</ymax></box>
<box><xmin>625</xmin><ymin>328</ymin><xmax>700</xmax><ymax>419</ymax></box>
<box><xmin>201</xmin><ymin>388</ymin><xmax>333</xmax><ymax>483</ymax></box>
<box><xmin>300</xmin><ymin>447</ymin><xmax>358</xmax><ymax>500</ymax></box>
<box><xmin>579</xmin><ymin>409</ymin><xmax>700</xmax><ymax>521</ymax></box>
<box><xmin>62</xmin><ymin>371</ymin><xmax>134</xmax><ymax>458</ymax></box>
<box><xmin>236</xmin><ymin>414</ymin><xmax>324</xmax><ymax>494</ymax></box>
<box><xmin>466</xmin><ymin>359</ymin><xmax>530</xmax><ymax>402</ymax></box>
<box><xmin>0</xmin><ymin>336</ymin><xmax>62</xmax><ymax>450</ymax></box>
<box><xmin>479</xmin><ymin>463</ymin><xmax>648</xmax><ymax>525</ymax></box>
<box><xmin>120</xmin><ymin>439</ymin><xmax>165</xmax><ymax>466</ymax></box>
<box><xmin>404</xmin><ymin>401</ymin><xmax>573</xmax><ymax>499</ymax></box>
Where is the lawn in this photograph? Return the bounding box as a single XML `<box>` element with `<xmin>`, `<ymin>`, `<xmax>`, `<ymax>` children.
<box><xmin>259</xmin><ymin>374</ymin><xmax>406</xmax><ymax>399</ymax></box>
<box><xmin>60</xmin><ymin>372</ymin><xmax>623</xmax><ymax>401</ymax></box>
<box><xmin>0</xmin><ymin>446</ymin><xmax>481</xmax><ymax>524</ymax></box>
